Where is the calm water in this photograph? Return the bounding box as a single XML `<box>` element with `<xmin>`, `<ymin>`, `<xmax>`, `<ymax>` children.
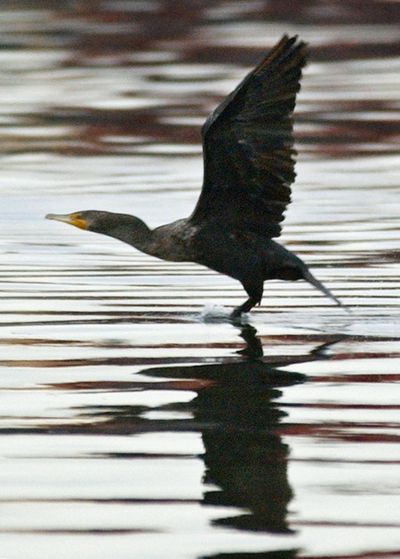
<box><xmin>1</xmin><ymin>2</ymin><xmax>400</xmax><ymax>558</ymax></box>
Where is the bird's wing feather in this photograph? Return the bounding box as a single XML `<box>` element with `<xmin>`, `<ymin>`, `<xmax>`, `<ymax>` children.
<box><xmin>189</xmin><ymin>35</ymin><xmax>307</xmax><ymax>238</ymax></box>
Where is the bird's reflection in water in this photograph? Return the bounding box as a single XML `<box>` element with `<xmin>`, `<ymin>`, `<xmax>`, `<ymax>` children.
<box><xmin>61</xmin><ymin>323</ymin><xmax>336</xmax><ymax>556</ymax></box>
<box><xmin>144</xmin><ymin>324</ymin><xmax>307</xmax><ymax>537</ymax></box>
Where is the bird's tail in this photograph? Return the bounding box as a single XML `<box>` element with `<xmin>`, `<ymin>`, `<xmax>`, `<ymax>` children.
<box><xmin>302</xmin><ymin>268</ymin><xmax>343</xmax><ymax>307</ymax></box>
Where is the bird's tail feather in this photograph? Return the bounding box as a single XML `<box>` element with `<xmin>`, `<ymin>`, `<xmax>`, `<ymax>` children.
<box><xmin>302</xmin><ymin>268</ymin><xmax>343</xmax><ymax>307</ymax></box>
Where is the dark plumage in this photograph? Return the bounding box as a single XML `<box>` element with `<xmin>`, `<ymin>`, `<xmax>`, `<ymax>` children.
<box><xmin>46</xmin><ymin>36</ymin><xmax>341</xmax><ymax>317</ymax></box>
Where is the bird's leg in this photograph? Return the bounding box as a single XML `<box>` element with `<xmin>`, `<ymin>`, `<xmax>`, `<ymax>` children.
<box><xmin>231</xmin><ymin>282</ymin><xmax>263</xmax><ymax>319</ymax></box>
<box><xmin>231</xmin><ymin>296</ymin><xmax>260</xmax><ymax>319</ymax></box>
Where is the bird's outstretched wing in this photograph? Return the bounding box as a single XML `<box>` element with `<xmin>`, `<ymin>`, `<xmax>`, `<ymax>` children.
<box><xmin>189</xmin><ymin>35</ymin><xmax>307</xmax><ymax>238</ymax></box>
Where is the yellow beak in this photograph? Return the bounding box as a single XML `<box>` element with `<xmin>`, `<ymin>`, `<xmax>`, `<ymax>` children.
<box><xmin>45</xmin><ymin>213</ymin><xmax>88</xmax><ymax>230</ymax></box>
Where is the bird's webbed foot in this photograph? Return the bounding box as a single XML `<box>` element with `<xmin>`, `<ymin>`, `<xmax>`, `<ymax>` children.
<box><xmin>230</xmin><ymin>296</ymin><xmax>259</xmax><ymax>320</ymax></box>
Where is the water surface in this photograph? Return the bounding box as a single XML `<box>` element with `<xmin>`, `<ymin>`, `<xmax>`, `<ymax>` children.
<box><xmin>1</xmin><ymin>2</ymin><xmax>400</xmax><ymax>558</ymax></box>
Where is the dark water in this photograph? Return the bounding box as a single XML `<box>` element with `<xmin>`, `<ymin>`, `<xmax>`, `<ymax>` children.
<box><xmin>1</xmin><ymin>2</ymin><xmax>400</xmax><ymax>558</ymax></box>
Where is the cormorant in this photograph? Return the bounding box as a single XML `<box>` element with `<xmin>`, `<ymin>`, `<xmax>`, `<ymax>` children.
<box><xmin>47</xmin><ymin>35</ymin><xmax>341</xmax><ymax>317</ymax></box>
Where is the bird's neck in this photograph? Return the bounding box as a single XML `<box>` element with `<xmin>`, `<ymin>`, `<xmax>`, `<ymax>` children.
<box><xmin>99</xmin><ymin>214</ymin><xmax>155</xmax><ymax>255</ymax></box>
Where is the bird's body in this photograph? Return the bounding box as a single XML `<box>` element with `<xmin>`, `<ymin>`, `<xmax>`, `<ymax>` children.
<box><xmin>47</xmin><ymin>36</ymin><xmax>341</xmax><ymax>317</ymax></box>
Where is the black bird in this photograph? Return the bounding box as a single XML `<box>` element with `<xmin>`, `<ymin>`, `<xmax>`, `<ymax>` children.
<box><xmin>46</xmin><ymin>35</ymin><xmax>341</xmax><ymax>317</ymax></box>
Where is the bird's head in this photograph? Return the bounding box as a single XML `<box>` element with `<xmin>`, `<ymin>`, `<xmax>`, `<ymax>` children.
<box><xmin>45</xmin><ymin>210</ymin><xmax>126</xmax><ymax>233</ymax></box>
<box><xmin>46</xmin><ymin>211</ymin><xmax>91</xmax><ymax>230</ymax></box>
<box><xmin>46</xmin><ymin>210</ymin><xmax>152</xmax><ymax>247</ymax></box>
